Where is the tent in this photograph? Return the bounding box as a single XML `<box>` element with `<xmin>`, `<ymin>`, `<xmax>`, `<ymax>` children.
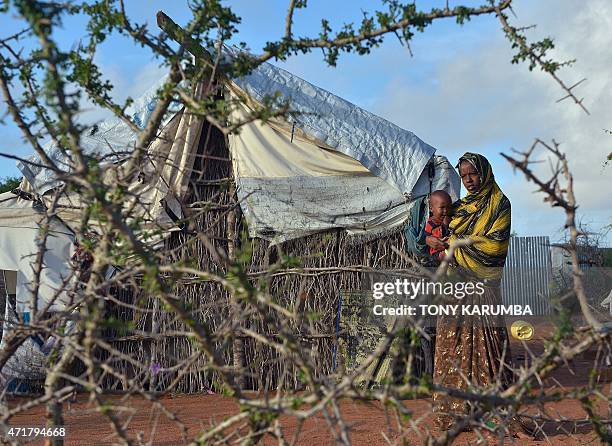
<box><xmin>0</xmin><ymin>50</ymin><xmax>460</xmax><ymax>390</ymax></box>
<box><xmin>0</xmin><ymin>191</ymin><xmax>74</xmax><ymax>313</ymax></box>
<box><xmin>17</xmin><ymin>50</ymin><xmax>459</xmax><ymax>244</ymax></box>
<box><xmin>0</xmin><ymin>192</ymin><xmax>74</xmax><ymax>390</ymax></box>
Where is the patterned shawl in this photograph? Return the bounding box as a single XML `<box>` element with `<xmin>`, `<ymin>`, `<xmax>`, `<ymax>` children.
<box><xmin>449</xmin><ymin>153</ymin><xmax>511</xmax><ymax>280</ymax></box>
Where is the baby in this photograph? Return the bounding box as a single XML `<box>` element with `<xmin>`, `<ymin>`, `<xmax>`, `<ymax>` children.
<box><xmin>424</xmin><ymin>190</ymin><xmax>452</xmax><ymax>264</ymax></box>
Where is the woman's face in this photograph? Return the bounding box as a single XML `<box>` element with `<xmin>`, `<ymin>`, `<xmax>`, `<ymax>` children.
<box><xmin>459</xmin><ymin>161</ymin><xmax>481</xmax><ymax>194</ymax></box>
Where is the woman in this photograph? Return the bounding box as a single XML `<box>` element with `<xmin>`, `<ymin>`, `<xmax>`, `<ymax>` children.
<box><xmin>426</xmin><ymin>152</ymin><xmax>526</xmax><ymax>436</ymax></box>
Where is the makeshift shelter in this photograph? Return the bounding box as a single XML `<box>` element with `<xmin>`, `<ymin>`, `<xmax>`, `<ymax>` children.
<box><xmin>0</xmin><ymin>191</ymin><xmax>74</xmax><ymax>390</ymax></box>
<box><xmin>0</xmin><ymin>48</ymin><xmax>460</xmax><ymax>391</ymax></box>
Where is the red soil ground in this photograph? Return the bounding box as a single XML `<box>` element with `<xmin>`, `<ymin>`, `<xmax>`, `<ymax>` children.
<box><xmin>5</xmin><ymin>322</ymin><xmax>611</xmax><ymax>445</ymax></box>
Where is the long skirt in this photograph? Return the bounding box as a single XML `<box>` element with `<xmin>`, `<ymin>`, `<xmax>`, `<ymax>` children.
<box><xmin>432</xmin><ymin>283</ymin><xmax>514</xmax><ymax>428</ymax></box>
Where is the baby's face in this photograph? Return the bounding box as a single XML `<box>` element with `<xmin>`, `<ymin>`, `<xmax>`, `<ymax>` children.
<box><xmin>430</xmin><ymin>196</ymin><xmax>451</xmax><ymax>222</ymax></box>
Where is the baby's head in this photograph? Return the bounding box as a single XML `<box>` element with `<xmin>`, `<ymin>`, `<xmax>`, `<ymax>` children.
<box><xmin>429</xmin><ymin>190</ymin><xmax>452</xmax><ymax>224</ymax></box>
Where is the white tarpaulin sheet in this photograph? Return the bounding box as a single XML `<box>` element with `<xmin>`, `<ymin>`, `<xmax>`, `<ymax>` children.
<box><xmin>229</xmin><ymin>102</ymin><xmax>460</xmax><ymax>243</ymax></box>
<box><xmin>225</xmin><ymin>53</ymin><xmax>458</xmax><ymax>242</ymax></box>
<box><xmin>17</xmin><ymin>76</ymin><xmax>182</xmax><ymax>195</ymax></box>
<box><xmin>230</xmin><ymin>55</ymin><xmax>435</xmax><ymax>195</ymax></box>
<box><xmin>0</xmin><ymin>192</ymin><xmax>73</xmax><ymax>312</ymax></box>
<box><xmin>18</xmin><ymin>87</ymin><xmax>204</xmax><ymax>235</ymax></box>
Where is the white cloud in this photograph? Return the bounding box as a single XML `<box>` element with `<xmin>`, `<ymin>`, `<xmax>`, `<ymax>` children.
<box><xmin>119</xmin><ymin>61</ymin><xmax>168</xmax><ymax>101</ymax></box>
<box><xmin>76</xmin><ymin>60</ymin><xmax>167</xmax><ymax>127</ymax></box>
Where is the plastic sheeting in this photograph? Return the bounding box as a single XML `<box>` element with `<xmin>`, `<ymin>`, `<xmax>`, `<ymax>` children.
<box><xmin>15</xmin><ymin>50</ymin><xmax>457</xmax><ymax>244</ymax></box>
<box><xmin>0</xmin><ymin>299</ymin><xmax>48</xmax><ymax>385</ymax></box>
<box><xmin>0</xmin><ymin>192</ymin><xmax>74</xmax><ymax>312</ymax></box>
<box><xmin>229</xmin><ymin>54</ymin><xmax>435</xmax><ymax>195</ymax></box>
<box><xmin>17</xmin><ymin>102</ymin><xmax>204</xmax><ymax>242</ymax></box>
<box><xmin>18</xmin><ymin>76</ymin><xmax>182</xmax><ymax>195</ymax></box>
<box><xmin>0</xmin><ymin>193</ymin><xmax>74</xmax><ymax>385</ymax></box>
<box><xmin>20</xmin><ymin>51</ymin><xmax>435</xmax><ymax>200</ymax></box>
<box><xmin>230</xmin><ymin>101</ymin><xmax>460</xmax><ymax>243</ymax></box>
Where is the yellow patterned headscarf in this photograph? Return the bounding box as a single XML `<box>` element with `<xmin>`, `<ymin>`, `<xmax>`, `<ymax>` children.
<box><xmin>449</xmin><ymin>153</ymin><xmax>511</xmax><ymax>280</ymax></box>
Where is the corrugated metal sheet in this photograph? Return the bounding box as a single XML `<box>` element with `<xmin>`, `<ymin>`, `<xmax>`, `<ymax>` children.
<box><xmin>501</xmin><ymin>236</ymin><xmax>553</xmax><ymax>315</ymax></box>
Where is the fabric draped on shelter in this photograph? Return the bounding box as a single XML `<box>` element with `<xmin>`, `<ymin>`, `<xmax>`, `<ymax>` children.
<box><xmin>0</xmin><ymin>85</ymin><xmax>206</xmax><ymax>314</ymax></box>
<box><xmin>403</xmin><ymin>195</ymin><xmax>429</xmax><ymax>259</ymax></box>
<box><xmin>17</xmin><ymin>75</ymin><xmax>182</xmax><ymax>195</ymax></box>
<box><xmin>28</xmin><ymin>104</ymin><xmax>205</xmax><ymax>242</ymax></box>
<box><xmin>15</xmin><ymin>47</ymin><xmax>459</xmax><ymax>245</ymax></box>
<box><xmin>449</xmin><ymin>152</ymin><xmax>511</xmax><ymax>280</ymax></box>
<box><xmin>124</xmin><ymin>101</ymin><xmax>204</xmax><ymax>231</ymax></box>
<box><xmin>0</xmin><ymin>47</ymin><xmax>465</xmax><ymax>390</ymax></box>
<box><xmin>229</xmin><ymin>99</ymin><xmax>460</xmax><ymax>243</ymax></box>
<box><xmin>227</xmin><ymin>48</ymin><xmax>436</xmax><ymax>195</ymax></box>
<box><xmin>0</xmin><ymin>192</ymin><xmax>73</xmax><ymax>313</ymax></box>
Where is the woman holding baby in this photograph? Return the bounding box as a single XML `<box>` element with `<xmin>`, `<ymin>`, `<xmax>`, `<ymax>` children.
<box><xmin>425</xmin><ymin>152</ymin><xmax>529</xmax><ymax>437</ymax></box>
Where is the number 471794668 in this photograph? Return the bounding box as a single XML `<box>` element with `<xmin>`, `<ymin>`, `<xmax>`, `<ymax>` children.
<box><xmin>6</xmin><ymin>426</ymin><xmax>66</xmax><ymax>438</ymax></box>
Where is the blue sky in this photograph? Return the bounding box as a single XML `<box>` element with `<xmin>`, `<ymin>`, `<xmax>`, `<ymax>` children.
<box><xmin>1</xmin><ymin>1</ymin><xmax>610</xmax><ymax>244</ymax></box>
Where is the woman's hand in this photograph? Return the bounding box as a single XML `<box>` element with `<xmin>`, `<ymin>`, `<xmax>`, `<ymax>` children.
<box><xmin>425</xmin><ymin>236</ymin><xmax>448</xmax><ymax>252</ymax></box>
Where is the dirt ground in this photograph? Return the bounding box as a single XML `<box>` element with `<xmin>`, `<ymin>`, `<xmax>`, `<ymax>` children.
<box><xmin>4</xmin><ymin>322</ymin><xmax>611</xmax><ymax>445</ymax></box>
